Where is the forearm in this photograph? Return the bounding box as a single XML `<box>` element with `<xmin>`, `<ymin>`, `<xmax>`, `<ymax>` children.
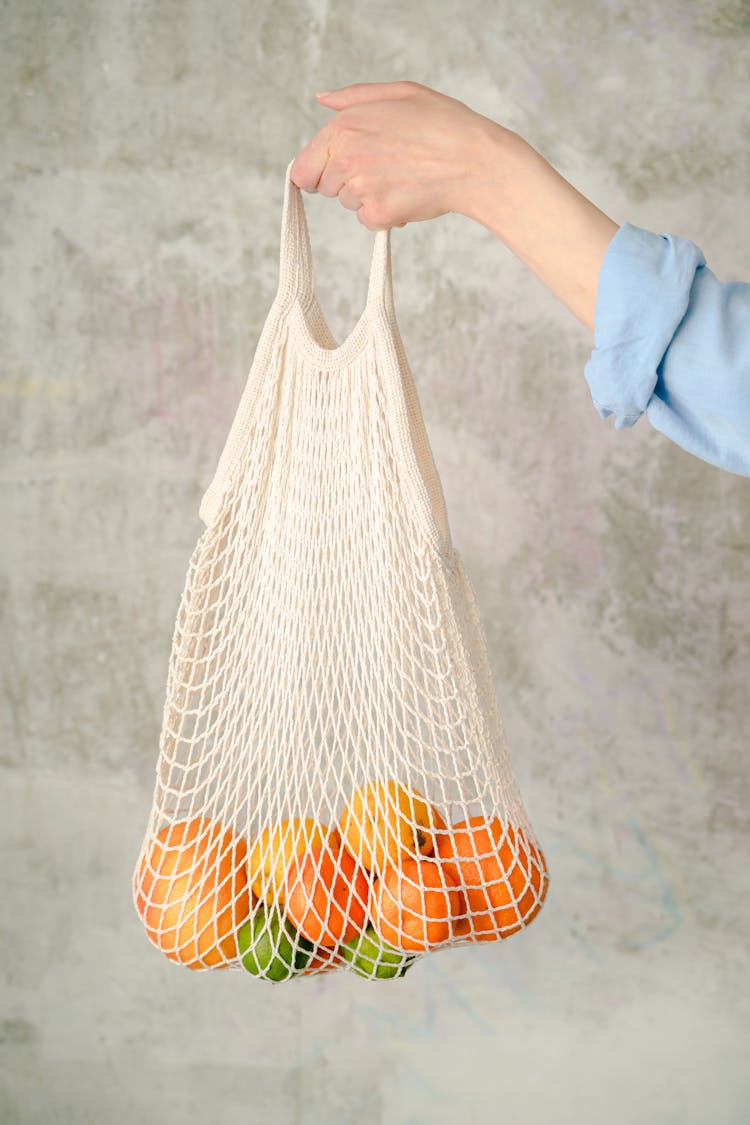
<box><xmin>462</xmin><ymin>122</ymin><xmax>620</xmax><ymax>334</ymax></box>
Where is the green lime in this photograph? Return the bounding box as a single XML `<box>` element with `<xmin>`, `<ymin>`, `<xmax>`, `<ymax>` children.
<box><xmin>238</xmin><ymin>908</ymin><xmax>313</xmax><ymax>982</ymax></box>
<box><xmin>341</xmin><ymin>925</ymin><xmax>418</xmax><ymax>980</ymax></box>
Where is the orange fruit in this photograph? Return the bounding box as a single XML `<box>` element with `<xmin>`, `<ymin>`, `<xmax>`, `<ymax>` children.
<box><xmin>134</xmin><ymin>816</ymin><xmax>252</xmax><ymax>969</ymax></box>
<box><xmin>435</xmin><ymin>816</ymin><xmax>548</xmax><ymax>941</ymax></box>
<box><xmin>302</xmin><ymin>947</ymin><xmax>341</xmax><ymax>975</ymax></box>
<box><xmin>370</xmin><ymin>857</ymin><xmax>464</xmax><ymax>951</ymax></box>
<box><xmin>248</xmin><ymin>817</ymin><xmax>341</xmax><ymax>906</ymax></box>
<box><xmin>284</xmin><ymin>845</ymin><xmax>370</xmax><ymax>947</ymax></box>
<box><xmin>338</xmin><ymin>779</ymin><xmax>447</xmax><ymax>873</ymax></box>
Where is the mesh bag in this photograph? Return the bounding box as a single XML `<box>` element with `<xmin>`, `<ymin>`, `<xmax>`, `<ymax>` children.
<box><xmin>132</xmin><ymin>159</ymin><xmax>549</xmax><ymax>983</ymax></box>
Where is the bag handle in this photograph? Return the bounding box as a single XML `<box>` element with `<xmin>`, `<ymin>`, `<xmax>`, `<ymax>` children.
<box><xmin>201</xmin><ymin>158</ymin><xmax>456</xmax><ymax>565</ymax></box>
<box><xmin>277</xmin><ymin>158</ymin><xmax>394</xmax><ymax>319</ymax></box>
<box><xmin>200</xmin><ymin>160</ymin><xmax>396</xmax><ymax>530</ymax></box>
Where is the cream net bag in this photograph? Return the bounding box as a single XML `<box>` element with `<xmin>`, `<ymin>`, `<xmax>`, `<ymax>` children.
<box><xmin>132</xmin><ymin>159</ymin><xmax>549</xmax><ymax>983</ymax></box>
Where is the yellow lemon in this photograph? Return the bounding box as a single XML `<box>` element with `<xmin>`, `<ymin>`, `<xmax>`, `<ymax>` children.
<box><xmin>248</xmin><ymin>817</ymin><xmax>340</xmax><ymax>906</ymax></box>
<box><xmin>338</xmin><ymin>780</ymin><xmax>447</xmax><ymax>874</ymax></box>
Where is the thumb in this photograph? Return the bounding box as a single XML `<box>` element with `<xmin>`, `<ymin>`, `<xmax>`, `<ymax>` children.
<box><xmin>315</xmin><ymin>81</ymin><xmax>418</xmax><ymax>106</ymax></box>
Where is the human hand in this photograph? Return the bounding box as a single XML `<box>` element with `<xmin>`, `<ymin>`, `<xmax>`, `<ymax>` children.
<box><xmin>290</xmin><ymin>80</ymin><xmax>507</xmax><ymax>231</ymax></box>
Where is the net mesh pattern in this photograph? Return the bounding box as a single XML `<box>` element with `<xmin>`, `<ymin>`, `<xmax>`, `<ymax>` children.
<box><xmin>132</xmin><ymin>160</ymin><xmax>549</xmax><ymax>982</ymax></box>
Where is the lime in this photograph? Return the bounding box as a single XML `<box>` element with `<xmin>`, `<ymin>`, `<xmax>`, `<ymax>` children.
<box><xmin>341</xmin><ymin>925</ymin><xmax>417</xmax><ymax>980</ymax></box>
<box><xmin>238</xmin><ymin>907</ymin><xmax>313</xmax><ymax>981</ymax></box>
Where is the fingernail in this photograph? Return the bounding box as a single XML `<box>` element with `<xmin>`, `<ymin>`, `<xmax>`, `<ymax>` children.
<box><xmin>315</xmin><ymin>90</ymin><xmax>332</xmax><ymax>97</ymax></box>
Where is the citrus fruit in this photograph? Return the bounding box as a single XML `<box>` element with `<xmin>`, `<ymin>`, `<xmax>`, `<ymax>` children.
<box><xmin>338</xmin><ymin>779</ymin><xmax>447</xmax><ymax>873</ymax></box>
<box><xmin>435</xmin><ymin>816</ymin><xmax>548</xmax><ymax>941</ymax></box>
<box><xmin>133</xmin><ymin>815</ymin><xmax>252</xmax><ymax>969</ymax></box>
<box><xmin>248</xmin><ymin>817</ymin><xmax>340</xmax><ymax>906</ymax></box>
<box><xmin>301</xmin><ymin>947</ymin><xmax>341</xmax><ymax>975</ymax></box>
<box><xmin>370</xmin><ymin>856</ymin><xmax>464</xmax><ymax>951</ymax></box>
<box><xmin>237</xmin><ymin>906</ymin><xmax>313</xmax><ymax>981</ymax></box>
<box><xmin>341</xmin><ymin>924</ymin><xmax>417</xmax><ymax>979</ymax></box>
<box><xmin>284</xmin><ymin>844</ymin><xmax>370</xmax><ymax>947</ymax></box>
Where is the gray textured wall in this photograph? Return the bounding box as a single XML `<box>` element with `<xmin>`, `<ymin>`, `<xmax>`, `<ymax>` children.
<box><xmin>2</xmin><ymin>2</ymin><xmax>749</xmax><ymax>1123</ymax></box>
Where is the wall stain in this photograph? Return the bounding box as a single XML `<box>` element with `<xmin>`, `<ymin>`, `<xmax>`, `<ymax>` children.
<box><xmin>0</xmin><ymin>1017</ymin><xmax>38</xmax><ymax>1046</ymax></box>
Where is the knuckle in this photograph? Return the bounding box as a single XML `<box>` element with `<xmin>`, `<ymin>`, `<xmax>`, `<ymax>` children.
<box><xmin>358</xmin><ymin>208</ymin><xmax>380</xmax><ymax>232</ymax></box>
<box><xmin>367</xmin><ymin>200</ymin><xmax>392</xmax><ymax>228</ymax></box>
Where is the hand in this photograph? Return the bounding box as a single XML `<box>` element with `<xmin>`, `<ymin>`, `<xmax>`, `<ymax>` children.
<box><xmin>291</xmin><ymin>79</ymin><xmax>618</xmax><ymax>332</ymax></box>
<box><xmin>290</xmin><ymin>80</ymin><xmax>505</xmax><ymax>231</ymax></box>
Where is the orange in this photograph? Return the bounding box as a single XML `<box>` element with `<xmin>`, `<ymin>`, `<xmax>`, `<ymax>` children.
<box><xmin>370</xmin><ymin>857</ymin><xmax>464</xmax><ymax>951</ymax></box>
<box><xmin>248</xmin><ymin>817</ymin><xmax>341</xmax><ymax>906</ymax></box>
<box><xmin>301</xmin><ymin>947</ymin><xmax>341</xmax><ymax>975</ymax></box>
<box><xmin>134</xmin><ymin>816</ymin><xmax>252</xmax><ymax>969</ymax></box>
<box><xmin>338</xmin><ymin>779</ymin><xmax>447</xmax><ymax>873</ymax></box>
<box><xmin>284</xmin><ymin>844</ymin><xmax>370</xmax><ymax>947</ymax></box>
<box><xmin>435</xmin><ymin>816</ymin><xmax>548</xmax><ymax>941</ymax></box>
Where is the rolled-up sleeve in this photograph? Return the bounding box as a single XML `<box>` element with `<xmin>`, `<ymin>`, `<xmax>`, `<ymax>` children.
<box><xmin>583</xmin><ymin>221</ymin><xmax>750</xmax><ymax>478</ymax></box>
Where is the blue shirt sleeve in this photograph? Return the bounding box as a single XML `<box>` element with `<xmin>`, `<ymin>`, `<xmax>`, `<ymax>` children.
<box><xmin>583</xmin><ymin>222</ymin><xmax>750</xmax><ymax>478</ymax></box>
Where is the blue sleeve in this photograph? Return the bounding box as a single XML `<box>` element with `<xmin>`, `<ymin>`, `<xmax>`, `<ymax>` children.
<box><xmin>583</xmin><ymin>221</ymin><xmax>750</xmax><ymax>478</ymax></box>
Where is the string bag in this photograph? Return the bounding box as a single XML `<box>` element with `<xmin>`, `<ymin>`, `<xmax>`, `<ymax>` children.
<box><xmin>132</xmin><ymin>159</ymin><xmax>549</xmax><ymax>983</ymax></box>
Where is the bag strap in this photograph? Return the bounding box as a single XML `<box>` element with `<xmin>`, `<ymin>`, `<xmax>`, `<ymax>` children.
<box><xmin>199</xmin><ymin>161</ymin><xmax>401</xmax><ymax>530</ymax></box>
<box><xmin>277</xmin><ymin>158</ymin><xmax>394</xmax><ymax>319</ymax></box>
<box><xmin>276</xmin><ymin>160</ymin><xmax>454</xmax><ymax>565</ymax></box>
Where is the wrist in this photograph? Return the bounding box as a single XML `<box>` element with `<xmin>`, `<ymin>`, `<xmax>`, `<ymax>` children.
<box><xmin>457</xmin><ymin>117</ymin><xmax>619</xmax><ymax>332</ymax></box>
<box><xmin>455</xmin><ymin>117</ymin><xmax>529</xmax><ymax>235</ymax></box>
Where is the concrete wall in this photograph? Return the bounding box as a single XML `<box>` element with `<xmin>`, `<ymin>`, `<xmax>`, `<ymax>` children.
<box><xmin>2</xmin><ymin>1</ymin><xmax>749</xmax><ymax>1122</ymax></box>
